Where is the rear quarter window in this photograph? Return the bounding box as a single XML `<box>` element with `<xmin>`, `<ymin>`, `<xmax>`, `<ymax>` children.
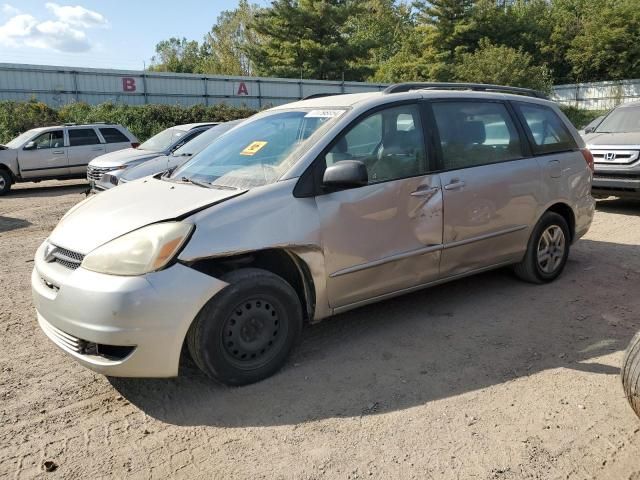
<box><xmin>99</xmin><ymin>127</ymin><xmax>130</xmax><ymax>143</ymax></box>
<box><xmin>68</xmin><ymin>128</ymin><xmax>101</xmax><ymax>146</ymax></box>
<box><xmin>515</xmin><ymin>103</ymin><xmax>577</xmax><ymax>155</ymax></box>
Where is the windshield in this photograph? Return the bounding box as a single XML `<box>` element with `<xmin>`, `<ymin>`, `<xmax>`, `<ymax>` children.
<box><xmin>5</xmin><ymin>129</ymin><xmax>38</xmax><ymax>149</ymax></box>
<box><xmin>170</xmin><ymin>108</ymin><xmax>346</xmax><ymax>189</ymax></box>
<box><xmin>596</xmin><ymin>106</ymin><xmax>640</xmax><ymax>133</ymax></box>
<box><xmin>172</xmin><ymin>122</ymin><xmax>238</xmax><ymax>157</ymax></box>
<box><xmin>138</xmin><ymin>127</ymin><xmax>187</xmax><ymax>152</ymax></box>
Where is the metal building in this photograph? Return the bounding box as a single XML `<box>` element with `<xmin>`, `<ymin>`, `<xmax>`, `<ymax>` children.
<box><xmin>0</xmin><ymin>63</ymin><xmax>388</xmax><ymax>109</ymax></box>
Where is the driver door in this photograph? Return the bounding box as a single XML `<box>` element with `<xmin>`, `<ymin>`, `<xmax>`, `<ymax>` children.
<box><xmin>315</xmin><ymin>103</ymin><xmax>444</xmax><ymax>309</ymax></box>
<box><xmin>18</xmin><ymin>129</ymin><xmax>68</xmax><ymax>179</ymax></box>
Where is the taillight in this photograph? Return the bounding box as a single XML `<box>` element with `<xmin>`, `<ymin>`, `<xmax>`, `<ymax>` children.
<box><xmin>581</xmin><ymin>148</ymin><xmax>594</xmax><ymax>172</ymax></box>
<box><xmin>131</xmin><ymin>142</ymin><xmax>140</xmax><ymax>149</ymax></box>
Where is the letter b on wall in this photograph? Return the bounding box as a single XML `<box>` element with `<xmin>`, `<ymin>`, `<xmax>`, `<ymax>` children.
<box><xmin>122</xmin><ymin>77</ymin><xmax>137</xmax><ymax>92</ymax></box>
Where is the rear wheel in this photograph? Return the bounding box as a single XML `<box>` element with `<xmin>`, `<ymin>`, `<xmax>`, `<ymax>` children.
<box><xmin>621</xmin><ymin>331</ymin><xmax>640</xmax><ymax>419</ymax></box>
<box><xmin>514</xmin><ymin>212</ymin><xmax>570</xmax><ymax>284</ymax></box>
<box><xmin>0</xmin><ymin>169</ymin><xmax>12</xmax><ymax>196</ymax></box>
<box><xmin>186</xmin><ymin>268</ymin><xmax>302</xmax><ymax>386</ymax></box>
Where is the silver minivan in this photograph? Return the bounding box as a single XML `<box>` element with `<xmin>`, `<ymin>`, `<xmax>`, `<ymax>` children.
<box><xmin>32</xmin><ymin>84</ymin><xmax>595</xmax><ymax>385</ymax></box>
<box><xmin>0</xmin><ymin>123</ymin><xmax>137</xmax><ymax>195</ymax></box>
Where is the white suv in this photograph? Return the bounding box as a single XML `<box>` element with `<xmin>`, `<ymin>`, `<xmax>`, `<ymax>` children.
<box><xmin>0</xmin><ymin>123</ymin><xmax>138</xmax><ymax>195</ymax></box>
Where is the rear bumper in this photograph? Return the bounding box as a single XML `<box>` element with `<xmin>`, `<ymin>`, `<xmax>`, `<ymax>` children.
<box><xmin>31</xmin><ymin>243</ymin><xmax>227</xmax><ymax>377</ymax></box>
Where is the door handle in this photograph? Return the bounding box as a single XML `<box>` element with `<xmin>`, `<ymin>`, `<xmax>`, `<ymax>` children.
<box><xmin>444</xmin><ymin>180</ymin><xmax>466</xmax><ymax>191</ymax></box>
<box><xmin>52</xmin><ymin>150</ymin><xmax>65</xmax><ymax>154</ymax></box>
<box><xmin>92</xmin><ymin>147</ymin><xmax>104</xmax><ymax>151</ymax></box>
<box><xmin>410</xmin><ymin>186</ymin><xmax>440</xmax><ymax>197</ymax></box>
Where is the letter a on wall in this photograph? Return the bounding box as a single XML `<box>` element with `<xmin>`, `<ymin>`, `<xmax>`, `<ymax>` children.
<box><xmin>122</xmin><ymin>77</ymin><xmax>137</xmax><ymax>92</ymax></box>
<box><xmin>237</xmin><ymin>82</ymin><xmax>249</xmax><ymax>96</ymax></box>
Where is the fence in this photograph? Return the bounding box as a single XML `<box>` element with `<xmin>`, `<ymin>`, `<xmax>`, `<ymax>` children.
<box><xmin>0</xmin><ymin>63</ymin><xmax>387</xmax><ymax>109</ymax></box>
<box><xmin>552</xmin><ymin>79</ymin><xmax>640</xmax><ymax>110</ymax></box>
<box><xmin>2</xmin><ymin>63</ymin><xmax>638</xmax><ymax>111</ymax></box>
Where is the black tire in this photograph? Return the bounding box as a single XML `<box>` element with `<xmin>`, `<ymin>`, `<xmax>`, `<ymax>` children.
<box><xmin>186</xmin><ymin>268</ymin><xmax>303</xmax><ymax>386</ymax></box>
<box><xmin>0</xmin><ymin>169</ymin><xmax>12</xmax><ymax>196</ymax></box>
<box><xmin>513</xmin><ymin>211</ymin><xmax>570</xmax><ymax>284</ymax></box>
<box><xmin>621</xmin><ymin>331</ymin><xmax>640</xmax><ymax>419</ymax></box>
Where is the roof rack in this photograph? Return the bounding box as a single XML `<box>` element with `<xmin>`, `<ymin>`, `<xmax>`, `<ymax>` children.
<box><xmin>302</xmin><ymin>92</ymin><xmax>342</xmax><ymax>100</ymax></box>
<box><xmin>383</xmin><ymin>82</ymin><xmax>548</xmax><ymax>99</ymax></box>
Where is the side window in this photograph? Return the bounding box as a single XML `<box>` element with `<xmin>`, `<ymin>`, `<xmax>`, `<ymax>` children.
<box><xmin>324</xmin><ymin>104</ymin><xmax>426</xmax><ymax>184</ymax></box>
<box><xmin>99</xmin><ymin>127</ymin><xmax>129</xmax><ymax>143</ymax></box>
<box><xmin>31</xmin><ymin>130</ymin><xmax>64</xmax><ymax>149</ymax></box>
<box><xmin>515</xmin><ymin>103</ymin><xmax>577</xmax><ymax>154</ymax></box>
<box><xmin>173</xmin><ymin>130</ymin><xmax>203</xmax><ymax>150</ymax></box>
<box><xmin>432</xmin><ymin>101</ymin><xmax>524</xmax><ymax>170</ymax></box>
<box><xmin>68</xmin><ymin>128</ymin><xmax>101</xmax><ymax>147</ymax></box>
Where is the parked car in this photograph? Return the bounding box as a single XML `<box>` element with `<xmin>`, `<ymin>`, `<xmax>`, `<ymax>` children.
<box><xmin>0</xmin><ymin>123</ymin><xmax>137</xmax><ymax>195</ymax></box>
<box><xmin>582</xmin><ymin>101</ymin><xmax>640</xmax><ymax>199</ymax></box>
<box><xmin>621</xmin><ymin>331</ymin><xmax>640</xmax><ymax>419</ymax></box>
<box><xmin>114</xmin><ymin>120</ymin><xmax>242</xmax><ymax>187</ymax></box>
<box><xmin>32</xmin><ymin>83</ymin><xmax>595</xmax><ymax>386</ymax></box>
<box><xmin>87</xmin><ymin>123</ymin><xmax>217</xmax><ymax>192</ymax></box>
<box><xmin>578</xmin><ymin>114</ymin><xmax>605</xmax><ymax>136</ymax></box>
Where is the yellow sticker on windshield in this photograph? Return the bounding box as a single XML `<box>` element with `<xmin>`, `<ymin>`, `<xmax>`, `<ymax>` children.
<box><xmin>240</xmin><ymin>141</ymin><xmax>268</xmax><ymax>156</ymax></box>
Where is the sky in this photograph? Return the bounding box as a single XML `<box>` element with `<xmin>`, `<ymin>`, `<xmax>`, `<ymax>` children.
<box><xmin>0</xmin><ymin>0</ymin><xmax>263</xmax><ymax>71</ymax></box>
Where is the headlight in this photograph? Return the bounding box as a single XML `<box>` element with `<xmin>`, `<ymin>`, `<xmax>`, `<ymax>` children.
<box><xmin>81</xmin><ymin>222</ymin><xmax>193</xmax><ymax>276</ymax></box>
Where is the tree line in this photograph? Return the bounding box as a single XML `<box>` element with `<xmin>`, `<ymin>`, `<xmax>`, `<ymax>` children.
<box><xmin>151</xmin><ymin>0</ymin><xmax>639</xmax><ymax>92</ymax></box>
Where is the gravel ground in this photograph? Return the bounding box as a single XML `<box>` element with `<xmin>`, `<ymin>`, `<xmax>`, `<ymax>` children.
<box><xmin>1</xmin><ymin>179</ymin><xmax>640</xmax><ymax>480</ymax></box>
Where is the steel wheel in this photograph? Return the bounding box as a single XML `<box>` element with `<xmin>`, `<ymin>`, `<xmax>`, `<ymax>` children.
<box><xmin>536</xmin><ymin>225</ymin><xmax>566</xmax><ymax>274</ymax></box>
<box><xmin>221</xmin><ymin>297</ymin><xmax>288</xmax><ymax>370</ymax></box>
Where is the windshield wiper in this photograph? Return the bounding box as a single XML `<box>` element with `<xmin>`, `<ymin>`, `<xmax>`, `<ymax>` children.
<box><xmin>180</xmin><ymin>177</ymin><xmax>214</xmax><ymax>189</ymax></box>
<box><xmin>209</xmin><ymin>184</ymin><xmax>238</xmax><ymax>190</ymax></box>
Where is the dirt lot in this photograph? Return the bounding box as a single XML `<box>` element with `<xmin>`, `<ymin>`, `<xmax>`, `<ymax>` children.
<box><xmin>1</xmin><ymin>179</ymin><xmax>640</xmax><ymax>480</ymax></box>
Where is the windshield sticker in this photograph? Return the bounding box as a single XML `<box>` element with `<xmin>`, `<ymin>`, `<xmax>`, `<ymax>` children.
<box><xmin>240</xmin><ymin>141</ymin><xmax>268</xmax><ymax>156</ymax></box>
<box><xmin>305</xmin><ymin>110</ymin><xmax>343</xmax><ymax>118</ymax></box>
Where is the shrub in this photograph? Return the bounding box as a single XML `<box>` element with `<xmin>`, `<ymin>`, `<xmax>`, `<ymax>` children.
<box><xmin>0</xmin><ymin>100</ymin><xmax>60</xmax><ymax>144</ymax></box>
<box><xmin>0</xmin><ymin>101</ymin><xmax>256</xmax><ymax>144</ymax></box>
<box><xmin>559</xmin><ymin>105</ymin><xmax>608</xmax><ymax>130</ymax></box>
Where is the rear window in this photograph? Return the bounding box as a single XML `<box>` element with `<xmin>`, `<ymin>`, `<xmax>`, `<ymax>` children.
<box><xmin>99</xmin><ymin>127</ymin><xmax>129</xmax><ymax>143</ymax></box>
<box><xmin>515</xmin><ymin>103</ymin><xmax>577</xmax><ymax>155</ymax></box>
<box><xmin>432</xmin><ymin>101</ymin><xmax>524</xmax><ymax>170</ymax></box>
<box><xmin>68</xmin><ymin>128</ymin><xmax>101</xmax><ymax>146</ymax></box>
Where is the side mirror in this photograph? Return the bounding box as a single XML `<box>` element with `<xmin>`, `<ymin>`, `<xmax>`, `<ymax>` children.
<box><xmin>23</xmin><ymin>141</ymin><xmax>36</xmax><ymax>150</ymax></box>
<box><xmin>584</xmin><ymin>126</ymin><xmax>595</xmax><ymax>134</ymax></box>
<box><xmin>323</xmin><ymin>160</ymin><xmax>368</xmax><ymax>189</ymax></box>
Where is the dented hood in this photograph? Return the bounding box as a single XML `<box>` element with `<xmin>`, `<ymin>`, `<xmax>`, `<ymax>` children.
<box><xmin>49</xmin><ymin>177</ymin><xmax>245</xmax><ymax>254</ymax></box>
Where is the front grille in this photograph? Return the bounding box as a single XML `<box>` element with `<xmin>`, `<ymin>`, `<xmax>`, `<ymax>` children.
<box><xmin>87</xmin><ymin>165</ymin><xmax>117</xmax><ymax>182</ymax></box>
<box><xmin>40</xmin><ymin>318</ymin><xmax>85</xmax><ymax>353</ymax></box>
<box><xmin>50</xmin><ymin>245</ymin><xmax>84</xmax><ymax>270</ymax></box>
<box><xmin>39</xmin><ymin>318</ymin><xmax>136</xmax><ymax>360</ymax></box>
<box><xmin>594</xmin><ymin>173</ymin><xmax>640</xmax><ymax>181</ymax></box>
<box><xmin>591</xmin><ymin>149</ymin><xmax>639</xmax><ymax>165</ymax></box>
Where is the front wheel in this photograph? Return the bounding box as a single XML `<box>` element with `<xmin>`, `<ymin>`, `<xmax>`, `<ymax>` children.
<box><xmin>186</xmin><ymin>268</ymin><xmax>303</xmax><ymax>386</ymax></box>
<box><xmin>621</xmin><ymin>331</ymin><xmax>640</xmax><ymax>419</ymax></box>
<box><xmin>513</xmin><ymin>212</ymin><xmax>570</xmax><ymax>284</ymax></box>
<box><xmin>0</xmin><ymin>169</ymin><xmax>12</xmax><ymax>196</ymax></box>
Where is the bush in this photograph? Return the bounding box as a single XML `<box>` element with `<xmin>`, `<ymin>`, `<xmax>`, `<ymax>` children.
<box><xmin>0</xmin><ymin>100</ymin><xmax>59</xmax><ymax>144</ymax></box>
<box><xmin>0</xmin><ymin>101</ymin><xmax>256</xmax><ymax>144</ymax></box>
<box><xmin>559</xmin><ymin>105</ymin><xmax>608</xmax><ymax>130</ymax></box>
<box><xmin>454</xmin><ymin>39</ymin><xmax>553</xmax><ymax>93</ymax></box>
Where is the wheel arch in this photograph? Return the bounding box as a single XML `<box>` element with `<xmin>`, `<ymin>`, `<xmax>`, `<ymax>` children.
<box><xmin>0</xmin><ymin>163</ymin><xmax>16</xmax><ymax>183</ymax></box>
<box><xmin>544</xmin><ymin>202</ymin><xmax>576</xmax><ymax>242</ymax></box>
<box><xmin>186</xmin><ymin>248</ymin><xmax>317</xmax><ymax>324</ymax></box>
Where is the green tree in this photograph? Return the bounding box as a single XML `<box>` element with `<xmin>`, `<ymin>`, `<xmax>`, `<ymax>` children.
<box><xmin>345</xmin><ymin>0</ymin><xmax>413</xmax><ymax>79</ymax></box>
<box><xmin>199</xmin><ymin>0</ymin><xmax>261</xmax><ymax>76</ymax></box>
<box><xmin>566</xmin><ymin>0</ymin><xmax>640</xmax><ymax>82</ymax></box>
<box><xmin>454</xmin><ymin>38</ymin><xmax>552</xmax><ymax>92</ymax></box>
<box><xmin>247</xmin><ymin>0</ymin><xmax>367</xmax><ymax>81</ymax></box>
<box><xmin>149</xmin><ymin>37</ymin><xmax>203</xmax><ymax>73</ymax></box>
